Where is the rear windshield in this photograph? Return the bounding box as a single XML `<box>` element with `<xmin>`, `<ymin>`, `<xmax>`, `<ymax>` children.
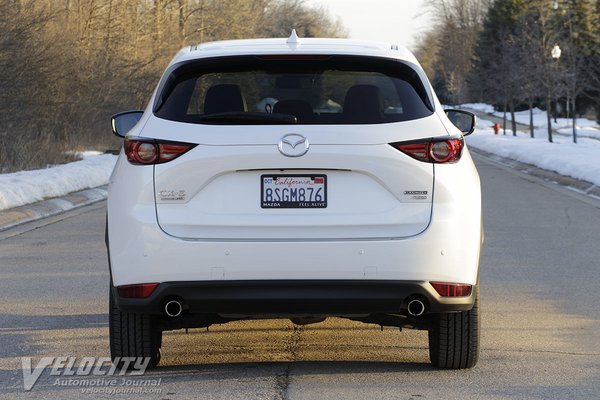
<box><xmin>154</xmin><ymin>55</ymin><xmax>434</xmax><ymax>125</ymax></box>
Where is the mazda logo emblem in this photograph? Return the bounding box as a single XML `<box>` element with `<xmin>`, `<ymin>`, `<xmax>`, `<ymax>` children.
<box><xmin>278</xmin><ymin>134</ymin><xmax>309</xmax><ymax>157</ymax></box>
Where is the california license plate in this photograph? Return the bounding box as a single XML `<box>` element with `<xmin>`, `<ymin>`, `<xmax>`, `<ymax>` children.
<box><xmin>261</xmin><ymin>175</ymin><xmax>327</xmax><ymax>208</ymax></box>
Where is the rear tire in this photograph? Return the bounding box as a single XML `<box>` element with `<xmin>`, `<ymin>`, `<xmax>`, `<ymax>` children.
<box><xmin>109</xmin><ymin>286</ymin><xmax>162</xmax><ymax>368</ymax></box>
<box><xmin>428</xmin><ymin>288</ymin><xmax>480</xmax><ymax>369</ymax></box>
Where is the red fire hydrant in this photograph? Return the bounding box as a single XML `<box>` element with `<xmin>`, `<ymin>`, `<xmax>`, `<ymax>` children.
<box><xmin>492</xmin><ymin>122</ymin><xmax>500</xmax><ymax>135</ymax></box>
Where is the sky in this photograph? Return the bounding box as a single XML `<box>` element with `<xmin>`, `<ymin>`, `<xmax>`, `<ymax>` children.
<box><xmin>307</xmin><ymin>0</ymin><xmax>432</xmax><ymax>51</ymax></box>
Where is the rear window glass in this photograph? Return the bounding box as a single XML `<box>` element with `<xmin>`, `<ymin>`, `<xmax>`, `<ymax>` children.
<box><xmin>154</xmin><ymin>55</ymin><xmax>433</xmax><ymax>125</ymax></box>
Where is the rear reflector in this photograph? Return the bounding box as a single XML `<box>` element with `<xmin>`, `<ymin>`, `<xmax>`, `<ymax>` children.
<box><xmin>117</xmin><ymin>283</ymin><xmax>159</xmax><ymax>298</ymax></box>
<box><xmin>430</xmin><ymin>282</ymin><xmax>472</xmax><ymax>297</ymax></box>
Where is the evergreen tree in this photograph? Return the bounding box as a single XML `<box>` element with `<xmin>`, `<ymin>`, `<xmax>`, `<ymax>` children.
<box><xmin>472</xmin><ymin>0</ymin><xmax>526</xmax><ymax>136</ymax></box>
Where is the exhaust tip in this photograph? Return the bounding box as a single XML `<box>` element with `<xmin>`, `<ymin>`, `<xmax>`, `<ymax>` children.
<box><xmin>407</xmin><ymin>299</ymin><xmax>426</xmax><ymax>317</ymax></box>
<box><xmin>164</xmin><ymin>300</ymin><xmax>183</xmax><ymax>317</ymax></box>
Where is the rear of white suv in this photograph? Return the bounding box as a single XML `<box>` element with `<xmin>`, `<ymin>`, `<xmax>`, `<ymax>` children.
<box><xmin>107</xmin><ymin>34</ymin><xmax>482</xmax><ymax>369</ymax></box>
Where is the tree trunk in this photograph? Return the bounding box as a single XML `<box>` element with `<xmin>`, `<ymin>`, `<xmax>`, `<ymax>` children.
<box><xmin>105</xmin><ymin>0</ymin><xmax>113</xmax><ymax>64</ymax></box>
<box><xmin>529</xmin><ymin>98</ymin><xmax>534</xmax><ymax>138</ymax></box>
<box><xmin>572</xmin><ymin>97</ymin><xmax>577</xmax><ymax>144</ymax></box>
<box><xmin>509</xmin><ymin>98</ymin><xmax>516</xmax><ymax>136</ymax></box>
<box><xmin>546</xmin><ymin>97</ymin><xmax>553</xmax><ymax>143</ymax></box>
<box><xmin>153</xmin><ymin>0</ymin><xmax>164</xmax><ymax>54</ymax></box>
<box><xmin>65</xmin><ymin>0</ymin><xmax>71</xmax><ymax>23</ymax></box>
<box><xmin>178</xmin><ymin>0</ymin><xmax>187</xmax><ymax>46</ymax></box>
<box><xmin>502</xmin><ymin>101</ymin><xmax>507</xmax><ymax>135</ymax></box>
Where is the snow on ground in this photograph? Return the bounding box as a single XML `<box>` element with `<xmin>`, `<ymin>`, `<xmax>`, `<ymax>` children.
<box><xmin>64</xmin><ymin>150</ymin><xmax>105</xmax><ymax>159</ymax></box>
<box><xmin>459</xmin><ymin>103</ymin><xmax>600</xmax><ymax>186</ymax></box>
<box><xmin>0</xmin><ymin>154</ymin><xmax>117</xmax><ymax>211</ymax></box>
<box><xmin>467</xmin><ymin>116</ymin><xmax>600</xmax><ymax>187</ymax></box>
<box><xmin>460</xmin><ymin>104</ymin><xmax>600</xmax><ymax>140</ymax></box>
<box><xmin>555</xmin><ymin>124</ymin><xmax>600</xmax><ymax>140</ymax></box>
<box><xmin>458</xmin><ymin>103</ymin><xmax>496</xmax><ymax>114</ymax></box>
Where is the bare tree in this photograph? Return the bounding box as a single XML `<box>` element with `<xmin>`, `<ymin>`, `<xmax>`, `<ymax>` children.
<box><xmin>422</xmin><ymin>0</ymin><xmax>490</xmax><ymax>104</ymax></box>
<box><xmin>260</xmin><ymin>0</ymin><xmax>347</xmax><ymax>38</ymax></box>
<box><xmin>553</xmin><ymin>0</ymin><xmax>599</xmax><ymax>143</ymax></box>
<box><xmin>0</xmin><ymin>0</ymin><xmax>347</xmax><ymax>173</ymax></box>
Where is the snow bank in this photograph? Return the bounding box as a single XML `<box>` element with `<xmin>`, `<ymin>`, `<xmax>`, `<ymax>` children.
<box><xmin>0</xmin><ymin>154</ymin><xmax>117</xmax><ymax>211</ymax></box>
<box><xmin>467</xmin><ymin>122</ymin><xmax>600</xmax><ymax>187</ymax></box>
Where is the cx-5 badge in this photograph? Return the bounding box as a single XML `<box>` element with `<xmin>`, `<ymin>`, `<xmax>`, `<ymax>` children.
<box><xmin>278</xmin><ymin>133</ymin><xmax>309</xmax><ymax>157</ymax></box>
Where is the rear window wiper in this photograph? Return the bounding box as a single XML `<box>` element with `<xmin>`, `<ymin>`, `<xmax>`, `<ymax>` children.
<box><xmin>196</xmin><ymin>112</ymin><xmax>297</xmax><ymax>124</ymax></box>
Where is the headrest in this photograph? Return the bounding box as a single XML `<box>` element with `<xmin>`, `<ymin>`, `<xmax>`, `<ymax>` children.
<box><xmin>204</xmin><ymin>84</ymin><xmax>247</xmax><ymax>114</ymax></box>
<box><xmin>343</xmin><ymin>84</ymin><xmax>383</xmax><ymax>122</ymax></box>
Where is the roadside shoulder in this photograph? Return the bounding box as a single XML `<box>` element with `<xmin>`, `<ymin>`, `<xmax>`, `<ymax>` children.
<box><xmin>0</xmin><ymin>186</ymin><xmax>107</xmax><ymax>232</ymax></box>
<box><xmin>471</xmin><ymin>148</ymin><xmax>600</xmax><ymax>202</ymax></box>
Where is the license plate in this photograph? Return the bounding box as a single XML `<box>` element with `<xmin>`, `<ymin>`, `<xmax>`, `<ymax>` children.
<box><xmin>261</xmin><ymin>175</ymin><xmax>327</xmax><ymax>208</ymax></box>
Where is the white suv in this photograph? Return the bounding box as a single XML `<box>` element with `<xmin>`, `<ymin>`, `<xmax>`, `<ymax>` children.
<box><xmin>107</xmin><ymin>32</ymin><xmax>482</xmax><ymax>369</ymax></box>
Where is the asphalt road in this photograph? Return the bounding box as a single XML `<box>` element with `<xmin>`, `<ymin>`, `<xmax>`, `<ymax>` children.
<box><xmin>1</xmin><ymin>154</ymin><xmax>599</xmax><ymax>399</ymax></box>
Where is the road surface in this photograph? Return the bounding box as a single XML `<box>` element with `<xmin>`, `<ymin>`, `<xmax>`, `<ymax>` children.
<box><xmin>1</xmin><ymin>154</ymin><xmax>599</xmax><ymax>399</ymax></box>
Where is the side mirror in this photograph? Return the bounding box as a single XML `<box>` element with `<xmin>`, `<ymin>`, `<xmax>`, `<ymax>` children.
<box><xmin>111</xmin><ymin>111</ymin><xmax>144</xmax><ymax>138</ymax></box>
<box><xmin>445</xmin><ymin>109</ymin><xmax>476</xmax><ymax>136</ymax></box>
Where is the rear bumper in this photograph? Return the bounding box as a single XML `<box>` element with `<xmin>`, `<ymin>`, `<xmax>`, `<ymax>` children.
<box><xmin>107</xmin><ymin>149</ymin><xmax>482</xmax><ymax>287</ymax></box>
<box><xmin>114</xmin><ymin>280</ymin><xmax>477</xmax><ymax>316</ymax></box>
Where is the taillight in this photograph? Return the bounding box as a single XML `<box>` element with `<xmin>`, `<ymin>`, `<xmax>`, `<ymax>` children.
<box><xmin>117</xmin><ymin>283</ymin><xmax>159</xmax><ymax>298</ymax></box>
<box><xmin>390</xmin><ymin>137</ymin><xmax>463</xmax><ymax>163</ymax></box>
<box><xmin>124</xmin><ymin>139</ymin><xmax>196</xmax><ymax>165</ymax></box>
<box><xmin>430</xmin><ymin>282</ymin><xmax>472</xmax><ymax>297</ymax></box>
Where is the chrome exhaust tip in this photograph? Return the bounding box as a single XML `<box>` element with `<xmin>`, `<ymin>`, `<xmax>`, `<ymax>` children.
<box><xmin>407</xmin><ymin>299</ymin><xmax>426</xmax><ymax>317</ymax></box>
<box><xmin>164</xmin><ymin>300</ymin><xmax>183</xmax><ymax>317</ymax></box>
